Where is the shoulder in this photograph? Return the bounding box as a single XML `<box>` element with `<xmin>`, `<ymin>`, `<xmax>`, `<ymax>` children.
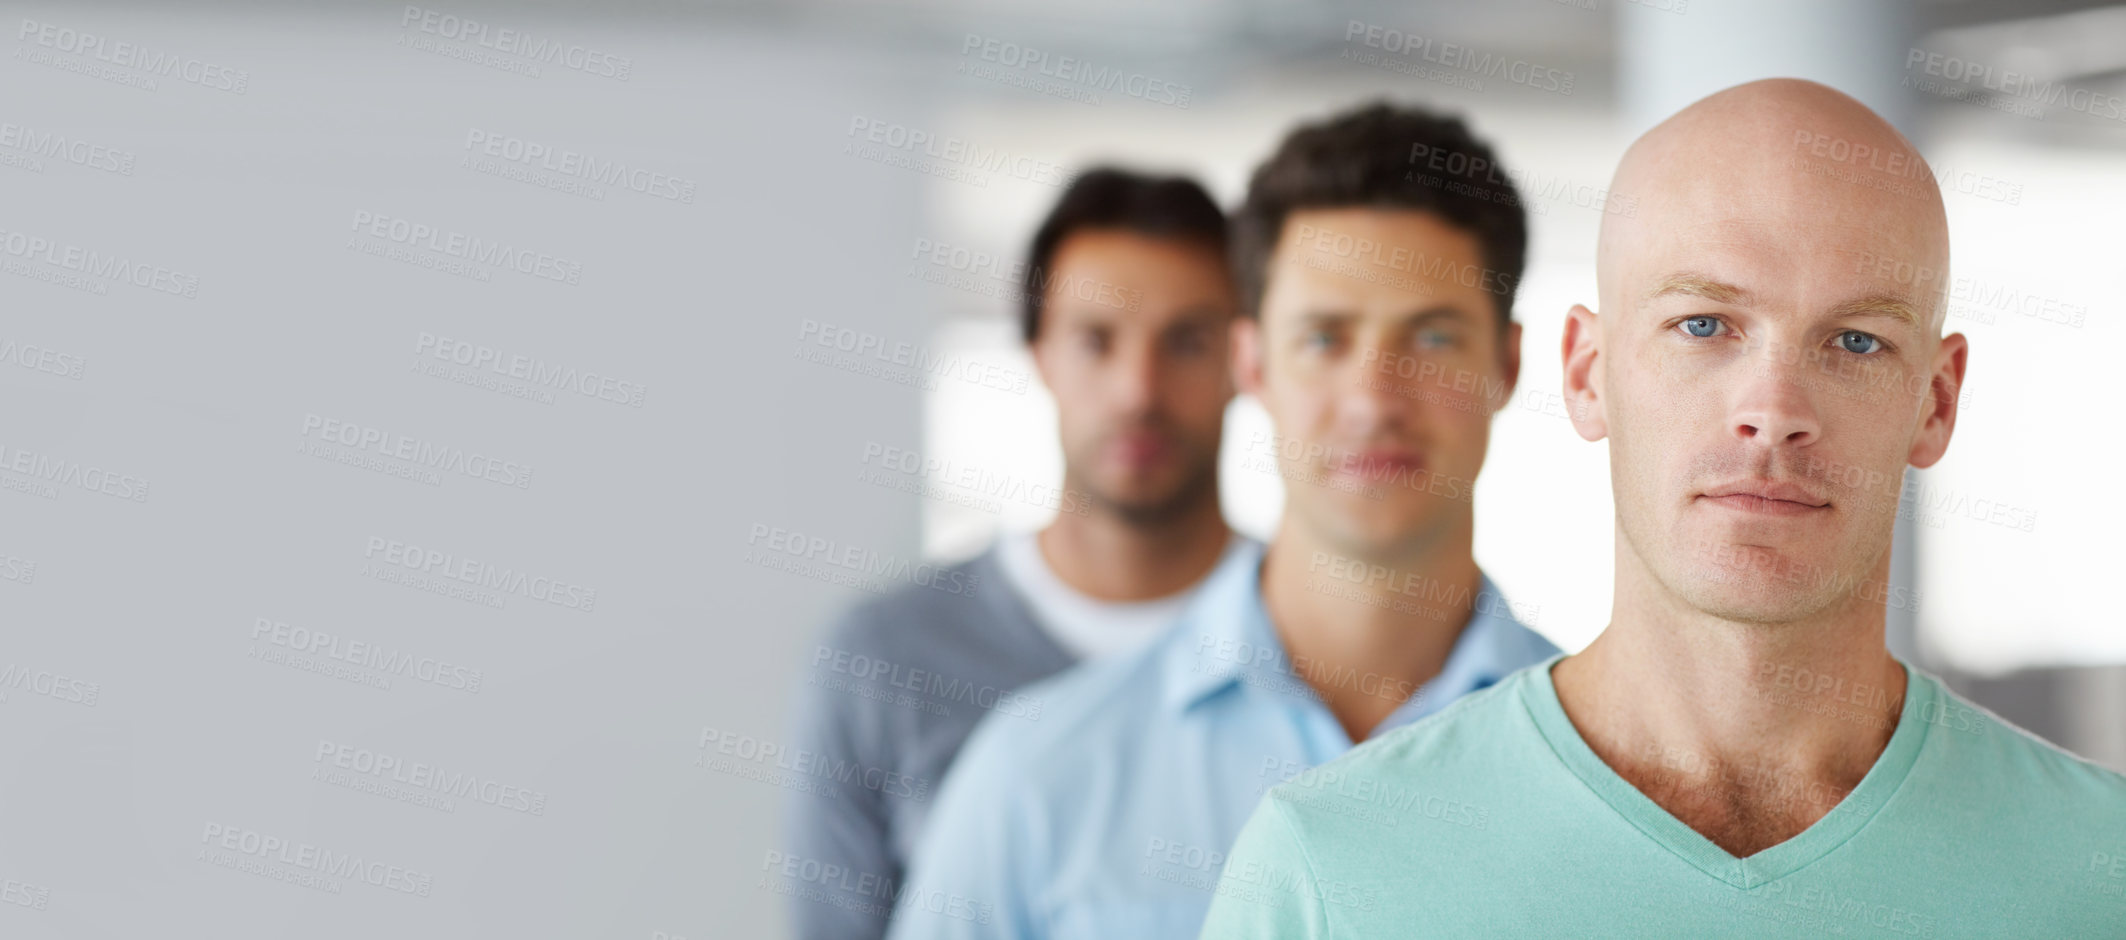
<box><xmin>1265</xmin><ymin>667</ymin><xmax>1540</xmax><ymax>827</ymax></box>
<box><xmin>813</xmin><ymin>550</ymin><xmax>1002</xmax><ymax>656</ymax></box>
<box><xmin>1916</xmin><ymin>671</ymin><xmax>2126</xmax><ymax>818</ymax></box>
<box><xmin>945</xmin><ymin>639</ymin><xmax>1172</xmax><ymax>789</ymax></box>
<box><xmin>792</xmin><ymin>549</ymin><xmax>1045</xmax><ymax>765</ymax></box>
<box><xmin>907</xmin><ymin>643</ymin><xmax>1173</xmax><ymax>882</ymax></box>
<box><xmin>1358</xmin><ymin>666</ymin><xmax>1542</xmax><ymax>770</ymax></box>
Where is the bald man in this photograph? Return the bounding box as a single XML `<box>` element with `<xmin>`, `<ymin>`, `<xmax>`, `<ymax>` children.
<box><xmin>1198</xmin><ymin>79</ymin><xmax>2126</xmax><ymax>937</ymax></box>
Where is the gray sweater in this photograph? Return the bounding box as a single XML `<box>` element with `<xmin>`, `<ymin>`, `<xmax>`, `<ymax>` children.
<box><xmin>780</xmin><ymin>546</ymin><xmax>1074</xmax><ymax>940</ymax></box>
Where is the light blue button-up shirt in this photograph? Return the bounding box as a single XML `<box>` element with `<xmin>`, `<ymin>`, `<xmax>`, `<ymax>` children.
<box><xmin>883</xmin><ymin>541</ymin><xmax>1559</xmax><ymax>940</ymax></box>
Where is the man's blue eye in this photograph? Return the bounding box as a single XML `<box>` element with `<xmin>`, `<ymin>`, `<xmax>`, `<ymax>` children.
<box><xmin>1683</xmin><ymin>317</ymin><xmax>1720</xmax><ymax>338</ymax></box>
<box><xmin>1839</xmin><ymin>331</ymin><xmax>1881</xmax><ymax>354</ymax></box>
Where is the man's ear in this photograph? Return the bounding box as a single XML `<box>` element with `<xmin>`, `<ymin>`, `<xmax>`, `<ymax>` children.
<box><xmin>1908</xmin><ymin>332</ymin><xmax>1968</xmax><ymax>469</ymax></box>
<box><xmin>1027</xmin><ymin>319</ymin><xmax>1055</xmax><ymax>394</ymax></box>
<box><xmin>1560</xmin><ymin>304</ymin><xmax>1608</xmax><ymax>442</ymax></box>
<box><xmin>1231</xmin><ymin>316</ymin><xmax>1265</xmax><ymax>400</ymax></box>
<box><xmin>1491</xmin><ymin>319</ymin><xmax>1524</xmax><ymax>416</ymax></box>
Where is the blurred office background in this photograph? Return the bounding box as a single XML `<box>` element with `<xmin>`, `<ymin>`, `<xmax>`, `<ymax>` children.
<box><xmin>1</xmin><ymin>0</ymin><xmax>2119</xmax><ymax>937</ymax></box>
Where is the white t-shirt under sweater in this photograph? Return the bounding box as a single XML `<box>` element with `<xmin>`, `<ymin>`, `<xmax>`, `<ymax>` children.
<box><xmin>993</xmin><ymin>530</ymin><xmax>1252</xmax><ymax>661</ymax></box>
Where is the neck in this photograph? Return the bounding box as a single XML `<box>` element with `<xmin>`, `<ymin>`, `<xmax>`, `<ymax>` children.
<box><xmin>1259</xmin><ymin>510</ymin><xmax>1483</xmax><ymax>743</ymax></box>
<box><xmin>1037</xmin><ymin>481</ymin><xmax>1231</xmax><ymax>601</ymax></box>
<box><xmin>1553</xmin><ymin>534</ymin><xmax>1906</xmax><ymax>857</ymax></box>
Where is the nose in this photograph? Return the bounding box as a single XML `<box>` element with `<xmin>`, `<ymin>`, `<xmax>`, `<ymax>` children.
<box><xmin>1339</xmin><ymin>344</ymin><xmax>1413</xmax><ymax>435</ymax></box>
<box><xmin>1729</xmin><ymin>351</ymin><xmax>1821</xmax><ymax>448</ymax></box>
<box><xmin>1113</xmin><ymin>336</ymin><xmax>1161</xmax><ymax>413</ymax></box>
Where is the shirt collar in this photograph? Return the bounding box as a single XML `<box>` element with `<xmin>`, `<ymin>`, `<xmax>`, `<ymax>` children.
<box><xmin>1161</xmin><ymin>541</ymin><xmax>1275</xmax><ymax>712</ymax></box>
<box><xmin>1160</xmin><ymin>554</ymin><xmax>1543</xmax><ymax>717</ymax></box>
<box><xmin>1411</xmin><ymin>576</ymin><xmax>1545</xmax><ymax>717</ymax></box>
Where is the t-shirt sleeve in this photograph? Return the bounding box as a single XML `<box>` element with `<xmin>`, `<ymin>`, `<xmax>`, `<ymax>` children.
<box><xmin>1197</xmin><ymin>796</ymin><xmax>1331</xmax><ymax>940</ymax></box>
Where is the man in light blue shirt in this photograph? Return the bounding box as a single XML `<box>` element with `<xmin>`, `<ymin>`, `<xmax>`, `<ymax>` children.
<box><xmin>885</xmin><ymin>101</ymin><xmax>1559</xmax><ymax>939</ymax></box>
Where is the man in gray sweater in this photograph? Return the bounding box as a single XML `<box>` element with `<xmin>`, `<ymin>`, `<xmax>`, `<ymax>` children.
<box><xmin>780</xmin><ymin>167</ymin><xmax>1255</xmax><ymax>940</ymax></box>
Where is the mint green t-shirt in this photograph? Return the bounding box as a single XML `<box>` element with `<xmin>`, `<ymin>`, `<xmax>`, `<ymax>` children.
<box><xmin>1199</xmin><ymin>656</ymin><xmax>2126</xmax><ymax>938</ymax></box>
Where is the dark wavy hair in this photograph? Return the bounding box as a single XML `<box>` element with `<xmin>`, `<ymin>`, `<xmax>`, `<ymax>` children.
<box><xmin>1020</xmin><ymin>167</ymin><xmax>1229</xmax><ymax>343</ymax></box>
<box><xmin>1232</xmin><ymin>101</ymin><xmax>1528</xmax><ymax>329</ymax></box>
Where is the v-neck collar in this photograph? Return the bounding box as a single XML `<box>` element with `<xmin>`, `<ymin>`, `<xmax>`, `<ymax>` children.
<box><xmin>1521</xmin><ymin>656</ymin><xmax>1932</xmax><ymax>889</ymax></box>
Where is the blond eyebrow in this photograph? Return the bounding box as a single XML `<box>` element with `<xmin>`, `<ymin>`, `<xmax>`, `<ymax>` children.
<box><xmin>1648</xmin><ymin>275</ymin><xmax>1925</xmax><ymax>331</ymax></box>
<box><xmin>1827</xmin><ymin>293</ymin><xmax>1924</xmax><ymax>330</ymax></box>
<box><xmin>1646</xmin><ymin>273</ymin><xmax>1752</xmax><ymax>306</ymax></box>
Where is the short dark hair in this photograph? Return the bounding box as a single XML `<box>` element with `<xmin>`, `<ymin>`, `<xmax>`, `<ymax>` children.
<box><xmin>1020</xmin><ymin>167</ymin><xmax>1229</xmax><ymax>343</ymax></box>
<box><xmin>1231</xmin><ymin>101</ymin><xmax>1527</xmax><ymax>328</ymax></box>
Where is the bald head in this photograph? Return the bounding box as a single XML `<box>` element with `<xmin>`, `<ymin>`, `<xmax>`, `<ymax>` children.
<box><xmin>1561</xmin><ymin>78</ymin><xmax>1969</xmax><ymax>628</ymax></box>
<box><xmin>1599</xmin><ymin>78</ymin><xmax>1950</xmax><ymax>333</ymax></box>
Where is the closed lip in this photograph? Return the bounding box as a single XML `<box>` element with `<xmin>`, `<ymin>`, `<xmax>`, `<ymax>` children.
<box><xmin>1698</xmin><ymin>479</ymin><xmax>1830</xmax><ymax>513</ymax></box>
<box><xmin>1337</xmin><ymin>448</ymin><xmax>1425</xmax><ymax>478</ymax></box>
